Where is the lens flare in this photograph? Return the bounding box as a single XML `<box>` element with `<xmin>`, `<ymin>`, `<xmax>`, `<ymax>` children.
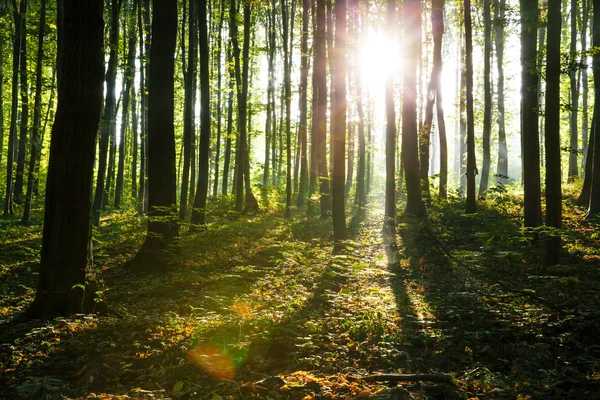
<box><xmin>187</xmin><ymin>344</ymin><xmax>235</xmax><ymax>380</ymax></box>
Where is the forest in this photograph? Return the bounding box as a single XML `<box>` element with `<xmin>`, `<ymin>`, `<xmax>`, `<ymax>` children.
<box><xmin>1</xmin><ymin>0</ymin><xmax>600</xmax><ymax>398</ymax></box>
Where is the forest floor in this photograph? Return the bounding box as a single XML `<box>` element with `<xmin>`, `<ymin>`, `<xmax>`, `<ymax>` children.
<box><xmin>1</xmin><ymin>189</ymin><xmax>600</xmax><ymax>399</ymax></box>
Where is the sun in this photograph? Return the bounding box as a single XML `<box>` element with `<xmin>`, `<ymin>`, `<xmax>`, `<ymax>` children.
<box><xmin>358</xmin><ymin>30</ymin><xmax>401</xmax><ymax>90</ymax></box>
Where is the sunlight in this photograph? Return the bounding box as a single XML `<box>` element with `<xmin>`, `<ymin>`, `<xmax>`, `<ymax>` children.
<box><xmin>358</xmin><ymin>30</ymin><xmax>401</xmax><ymax>90</ymax></box>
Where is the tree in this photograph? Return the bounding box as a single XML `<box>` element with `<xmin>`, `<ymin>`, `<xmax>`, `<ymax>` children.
<box><xmin>587</xmin><ymin>0</ymin><xmax>600</xmax><ymax>217</ymax></box>
<box><xmin>385</xmin><ymin>0</ymin><xmax>398</xmax><ymax>229</ymax></box>
<box><xmin>568</xmin><ymin>0</ymin><xmax>579</xmax><ymax>182</ymax></box>
<box><xmin>495</xmin><ymin>0</ymin><xmax>508</xmax><ymax>184</ymax></box>
<box><xmin>13</xmin><ymin>0</ymin><xmax>28</xmax><ymax>206</ymax></box>
<box><xmin>296</xmin><ymin>0</ymin><xmax>309</xmax><ymax>208</ymax></box>
<box><xmin>464</xmin><ymin>0</ymin><xmax>477</xmax><ymax>213</ymax></box>
<box><xmin>92</xmin><ymin>0</ymin><xmax>121</xmax><ymax>225</ymax></box>
<box><xmin>26</xmin><ymin>0</ymin><xmax>105</xmax><ymax>318</ymax></box>
<box><xmin>544</xmin><ymin>0</ymin><xmax>562</xmax><ymax>265</ymax></box>
<box><xmin>192</xmin><ymin>0</ymin><xmax>211</xmax><ymax>224</ymax></box>
<box><xmin>332</xmin><ymin>0</ymin><xmax>347</xmax><ymax>240</ymax></box>
<box><xmin>4</xmin><ymin>0</ymin><xmax>25</xmax><ymax>216</ymax></box>
<box><xmin>132</xmin><ymin>0</ymin><xmax>179</xmax><ymax>261</ymax></box>
<box><xmin>402</xmin><ymin>0</ymin><xmax>425</xmax><ymax>216</ymax></box>
<box><xmin>22</xmin><ymin>0</ymin><xmax>47</xmax><ymax>224</ymax></box>
<box><xmin>315</xmin><ymin>0</ymin><xmax>331</xmax><ymax>218</ymax></box>
<box><xmin>434</xmin><ymin>0</ymin><xmax>448</xmax><ymax>199</ymax></box>
<box><xmin>283</xmin><ymin>0</ymin><xmax>293</xmax><ymax>218</ymax></box>
<box><xmin>179</xmin><ymin>0</ymin><xmax>197</xmax><ymax>219</ymax></box>
<box><xmin>520</xmin><ymin>0</ymin><xmax>542</xmax><ymax>226</ymax></box>
<box><xmin>479</xmin><ymin>0</ymin><xmax>492</xmax><ymax>195</ymax></box>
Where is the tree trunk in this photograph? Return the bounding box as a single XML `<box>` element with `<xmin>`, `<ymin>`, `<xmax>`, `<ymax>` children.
<box><xmin>26</xmin><ymin>0</ymin><xmax>105</xmax><ymax>318</ymax></box>
<box><xmin>212</xmin><ymin>0</ymin><xmax>226</xmax><ymax>198</ymax></box>
<box><xmin>581</xmin><ymin>0</ymin><xmax>590</xmax><ymax>171</ymax></box>
<box><xmin>587</xmin><ymin>0</ymin><xmax>600</xmax><ymax>217</ymax></box>
<box><xmin>356</xmin><ymin>2</ymin><xmax>367</xmax><ymax>206</ymax></box>
<box><xmin>192</xmin><ymin>0</ymin><xmax>211</xmax><ymax>224</ymax></box>
<box><xmin>4</xmin><ymin>0</ymin><xmax>23</xmax><ymax>216</ymax></box>
<box><xmin>297</xmin><ymin>0</ymin><xmax>309</xmax><ymax>207</ymax></box>
<box><xmin>465</xmin><ymin>0</ymin><xmax>477</xmax><ymax>213</ymax></box>
<box><xmin>403</xmin><ymin>0</ymin><xmax>425</xmax><ymax>216</ymax></box>
<box><xmin>434</xmin><ymin>0</ymin><xmax>447</xmax><ymax>199</ymax></box>
<box><xmin>14</xmin><ymin>0</ymin><xmax>28</xmax><ymax>206</ymax></box>
<box><xmin>222</xmin><ymin>46</ymin><xmax>234</xmax><ymax>196</ymax></box>
<box><xmin>22</xmin><ymin>0</ymin><xmax>47</xmax><ymax>224</ymax></box>
<box><xmin>179</xmin><ymin>0</ymin><xmax>197</xmax><ymax>219</ymax></box>
<box><xmin>332</xmin><ymin>0</ymin><xmax>347</xmax><ymax>240</ymax></box>
<box><xmin>495</xmin><ymin>0</ymin><xmax>508</xmax><ymax>184</ymax></box>
<box><xmin>264</xmin><ymin>5</ymin><xmax>276</xmax><ymax>188</ymax></box>
<box><xmin>92</xmin><ymin>0</ymin><xmax>121</xmax><ymax>225</ymax></box>
<box><xmin>385</xmin><ymin>0</ymin><xmax>397</xmax><ymax>230</ymax></box>
<box><xmin>316</xmin><ymin>0</ymin><xmax>331</xmax><ymax>218</ymax></box>
<box><xmin>137</xmin><ymin>0</ymin><xmax>147</xmax><ymax>213</ymax></box>
<box><xmin>520</xmin><ymin>0</ymin><xmax>542</xmax><ymax>226</ymax></box>
<box><xmin>568</xmin><ymin>0</ymin><xmax>579</xmax><ymax>182</ymax></box>
<box><xmin>115</xmin><ymin>28</ymin><xmax>137</xmax><ymax>209</ymax></box>
<box><xmin>545</xmin><ymin>0</ymin><xmax>562</xmax><ymax>265</ymax></box>
<box><xmin>283</xmin><ymin>0</ymin><xmax>293</xmax><ymax>218</ymax></box>
<box><xmin>578</xmin><ymin>112</ymin><xmax>595</xmax><ymax>206</ymax></box>
<box><xmin>133</xmin><ymin>0</ymin><xmax>179</xmax><ymax>260</ymax></box>
<box><xmin>479</xmin><ymin>0</ymin><xmax>492</xmax><ymax>195</ymax></box>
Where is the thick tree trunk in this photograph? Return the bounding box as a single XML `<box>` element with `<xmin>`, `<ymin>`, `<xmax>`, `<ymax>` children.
<box><xmin>26</xmin><ymin>0</ymin><xmax>105</xmax><ymax>318</ymax></box>
<box><xmin>520</xmin><ymin>0</ymin><xmax>542</xmax><ymax>226</ymax></box>
<box><xmin>22</xmin><ymin>0</ymin><xmax>47</xmax><ymax>224</ymax></box>
<box><xmin>403</xmin><ymin>0</ymin><xmax>425</xmax><ymax>216</ymax></box>
<box><xmin>283</xmin><ymin>0</ymin><xmax>292</xmax><ymax>218</ymax></box>
<box><xmin>332</xmin><ymin>0</ymin><xmax>347</xmax><ymax>240</ymax></box>
<box><xmin>92</xmin><ymin>0</ymin><xmax>121</xmax><ymax>225</ymax></box>
<box><xmin>545</xmin><ymin>0</ymin><xmax>562</xmax><ymax>265</ymax></box>
<box><xmin>192</xmin><ymin>0</ymin><xmax>211</xmax><ymax>224</ymax></box>
<box><xmin>134</xmin><ymin>0</ymin><xmax>179</xmax><ymax>260</ymax></box>
<box><xmin>137</xmin><ymin>0</ymin><xmax>147</xmax><ymax>213</ymax></box>
<box><xmin>479</xmin><ymin>0</ymin><xmax>492</xmax><ymax>195</ymax></box>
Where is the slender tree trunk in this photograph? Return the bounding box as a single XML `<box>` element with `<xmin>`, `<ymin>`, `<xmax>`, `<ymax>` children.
<box><xmin>479</xmin><ymin>0</ymin><xmax>492</xmax><ymax>195</ymax></box>
<box><xmin>4</xmin><ymin>0</ymin><xmax>23</xmax><ymax>216</ymax></box>
<box><xmin>264</xmin><ymin>7</ymin><xmax>275</xmax><ymax>187</ymax></box>
<box><xmin>0</xmin><ymin>24</ymin><xmax>4</xmax><ymax>175</ymax></box>
<box><xmin>581</xmin><ymin>0</ymin><xmax>590</xmax><ymax>171</ymax></box>
<box><xmin>222</xmin><ymin>46</ymin><xmax>234</xmax><ymax>196</ymax></box>
<box><xmin>137</xmin><ymin>0</ymin><xmax>147</xmax><ymax>213</ymax></box>
<box><xmin>297</xmin><ymin>0</ymin><xmax>309</xmax><ymax>207</ymax></box>
<box><xmin>283</xmin><ymin>0</ymin><xmax>293</xmax><ymax>218</ymax></box>
<box><xmin>115</xmin><ymin>29</ymin><xmax>137</xmax><ymax>209</ymax></box>
<box><xmin>192</xmin><ymin>0</ymin><xmax>211</xmax><ymax>224</ymax></box>
<box><xmin>22</xmin><ymin>0</ymin><xmax>47</xmax><ymax>223</ymax></box>
<box><xmin>465</xmin><ymin>0</ymin><xmax>477</xmax><ymax>213</ymax></box>
<box><xmin>495</xmin><ymin>0</ymin><xmax>508</xmax><ymax>184</ymax></box>
<box><xmin>345</xmin><ymin>123</ymin><xmax>355</xmax><ymax>196</ymax></box>
<box><xmin>35</xmin><ymin>69</ymin><xmax>56</xmax><ymax>197</ymax></box>
<box><xmin>212</xmin><ymin>0</ymin><xmax>226</xmax><ymax>198</ymax></box>
<box><xmin>568</xmin><ymin>0</ymin><xmax>579</xmax><ymax>182</ymax></box>
<box><xmin>520</xmin><ymin>0</ymin><xmax>542</xmax><ymax>226</ymax></box>
<box><xmin>14</xmin><ymin>0</ymin><xmax>28</xmax><ymax>206</ymax></box>
<box><xmin>385</xmin><ymin>0</ymin><xmax>398</xmax><ymax>229</ymax></box>
<box><xmin>587</xmin><ymin>0</ymin><xmax>600</xmax><ymax>217</ymax></box>
<box><xmin>327</xmin><ymin>0</ymin><xmax>335</xmax><ymax>177</ymax></box>
<box><xmin>308</xmin><ymin>0</ymin><xmax>318</xmax><ymax>202</ymax></box>
<box><xmin>26</xmin><ymin>0</ymin><xmax>105</xmax><ymax>318</ymax></box>
<box><xmin>459</xmin><ymin>27</ymin><xmax>467</xmax><ymax>193</ymax></box>
<box><xmin>403</xmin><ymin>0</ymin><xmax>425</xmax><ymax>216</ymax></box>
<box><xmin>434</xmin><ymin>0</ymin><xmax>447</xmax><ymax>199</ymax></box>
<box><xmin>332</xmin><ymin>0</ymin><xmax>347</xmax><ymax>240</ymax></box>
<box><xmin>316</xmin><ymin>0</ymin><xmax>331</xmax><ymax>218</ymax></box>
<box><xmin>131</xmin><ymin>66</ymin><xmax>138</xmax><ymax>199</ymax></box>
<box><xmin>578</xmin><ymin>112</ymin><xmax>595</xmax><ymax>206</ymax></box>
<box><xmin>92</xmin><ymin>0</ymin><xmax>121</xmax><ymax>225</ymax></box>
<box><xmin>545</xmin><ymin>0</ymin><xmax>562</xmax><ymax>265</ymax></box>
<box><xmin>356</xmin><ymin>3</ymin><xmax>366</xmax><ymax>206</ymax></box>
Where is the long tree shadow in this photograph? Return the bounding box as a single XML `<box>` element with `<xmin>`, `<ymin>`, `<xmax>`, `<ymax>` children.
<box><xmin>394</xmin><ymin>201</ymin><xmax>600</xmax><ymax>398</ymax></box>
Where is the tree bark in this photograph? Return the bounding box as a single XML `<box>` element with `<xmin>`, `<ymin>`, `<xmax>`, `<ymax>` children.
<box><xmin>316</xmin><ymin>0</ymin><xmax>331</xmax><ymax>218</ymax></box>
<box><xmin>22</xmin><ymin>0</ymin><xmax>47</xmax><ymax>224</ymax></box>
<box><xmin>403</xmin><ymin>0</ymin><xmax>425</xmax><ymax>216</ymax></box>
<box><xmin>495</xmin><ymin>0</ymin><xmax>508</xmax><ymax>184</ymax></box>
<box><xmin>520</xmin><ymin>0</ymin><xmax>542</xmax><ymax>226</ymax></box>
<box><xmin>192</xmin><ymin>0</ymin><xmax>211</xmax><ymax>224</ymax></box>
<box><xmin>545</xmin><ymin>0</ymin><xmax>562</xmax><ymax>265</ymax></box>
<box><xmin>587</xmin><ymin>0</ymin><xmax>600</xmax><ymax>217</ymax></box>
<box><xmin>92</xmin><ymin>0</ymin><xmax>121</xmax><ymax>225</ymax></box>
<box><xmin>568</xmin><ymin>0</ymin><xmax>579</xmax><ymax>182</ymax></box>
<box><xmin>26</xmin><ymin>0</ymin><xmax>105</xmax><ymax>318</ymax></box>
<box><xmin>479</xmin><ymin>0</ymin><xmax>492</xmax><ymax>195</ymax></box>
<box><xmin>14</xmin><ymin>0</ymin><xmax>28</xmax><ymax>206</ymax></box>
<box><xmin>297</xmin><ymin>0</ymin><xmax>310</xmax><ymax>207</ymax></box>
